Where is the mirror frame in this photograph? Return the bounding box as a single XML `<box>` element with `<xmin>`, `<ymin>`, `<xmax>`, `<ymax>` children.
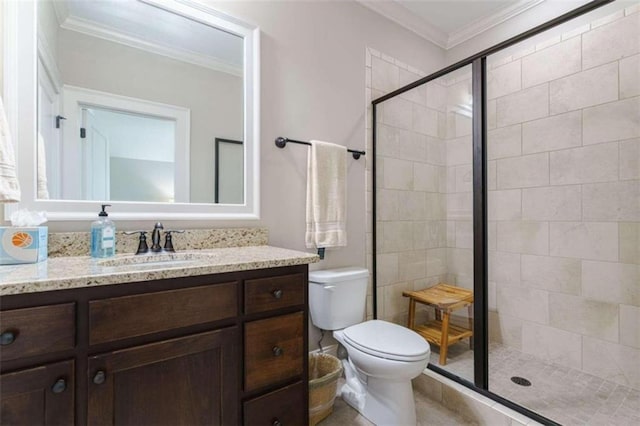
<box><xmin>3</xmin><ymin>0</ymin><xmax>260</xmax><ymax>221</ymax></box>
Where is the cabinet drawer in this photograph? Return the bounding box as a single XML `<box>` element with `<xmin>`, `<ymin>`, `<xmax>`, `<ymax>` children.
<box><xmin>244</xmin><ymin>273</ymin><xmax>304</xmax><ymax>314</ymax></box>
<box><xmin>244</xmin><ymin>312</ymin><xmax>304</xmax><ymax>391</ymax></box>
<box><xmin>244</xmin><ymin>381</ymin><xmax>305</xmax><ymax>426</ymax></box>
<box><xmin>89</xmin><ymin>282</ymin><xmax>237</xmax><ymax>345</ymax></box>
<box><xmin>0</xmin><ymin>303</ymin><xmax>75</xmax><ymax>361</ymax></box>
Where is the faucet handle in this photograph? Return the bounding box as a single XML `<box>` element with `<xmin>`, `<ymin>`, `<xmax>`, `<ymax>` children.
<box><xmin>124</xmin><ymin>231</ymin><xmax>149</xmax><ymax>254</ymax></box>
<box><xmin>163</xmin><ymin>230</ymin><xmax>184</xmax><ymax>253</ymax></box>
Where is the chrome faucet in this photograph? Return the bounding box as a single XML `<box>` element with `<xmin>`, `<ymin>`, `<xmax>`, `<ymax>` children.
<box><xmin>150</xmin><ymin>222</ymin><xmax>164</xmax><ymax>252</ymax></box>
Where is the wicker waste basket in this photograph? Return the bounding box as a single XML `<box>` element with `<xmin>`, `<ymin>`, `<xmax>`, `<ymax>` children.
<box><xmin>309</xmin><ymin>353</ymin><xmax>343</xmax><ymax>426</ymax></box>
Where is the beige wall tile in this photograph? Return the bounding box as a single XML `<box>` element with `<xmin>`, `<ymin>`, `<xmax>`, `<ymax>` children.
<box><xmin>454</xmin><ymin>220</ymin><xmax>473</xmax><ymax>249</ymax></box>
<box><xmin>497</xmin><ymin>153</ymin><xmax>549</xmax><ymax>189</ymax></box>
<box><xmin>398</xmin><ymin>191</ymin><xmax>427</xmax><ymax>221</ymax></box>
<box><xmin>488</xmin><ymin>251</ymin><xmax>521</xmax><ymax>285</ymax></box>
<box><xmin>497</xmin><ymin>285</ymin><xmax>549</xmax><ymax>323</ymax></box>
<box><xmin>522</xmin><ymin>322</ymin><xmax>582</xmax><ymax>369</ymax></box>
<box><xmin>583</xmin><ymin>181</ymin><xmax>640</xmax><ymax>221</ymax></box>
<box><xmin>487</xmin><ymin>59</ymin><xmax>522</xmax><ymax>99</ymax></box>
<box><xmin>620</xmin><ymin>54</ymin><xmax>640</xmax><ymax>99</ymax></box>
<box><xmin>399</xmin><ymin>132</ymin><xmax>428</xmax><ymax>162</ymax></box>
<box><xmin>620</xmin><ymin>139</ymin><xmax>639</xmax><ymax>180</ymax></box>
<box><xmin>445</xmin><ymin>247</ymin><xmax>473</xmax><ymax>278</ymax></box>
<box><xmin>550</xmin><ymin>293</ymin><xmax>619</xmax><ymax>341</ymax></box>
<box><xmin>550</xmin><ymin>222</ymin><xmax>618</xmax><ymax>261</ymax></box>
<box><xmin>381</xmin><ymin>96</ymin><xmax>413</xmax><ymax>129</ymax></box>
<box><xmin>446</xmin><ymin>192</ymin><xmax>472</xmax><ymax>221</ymax></box>
<box><xmin>582</xmin><ymin>260</ymin><xmax>639</xmax><ymax>306</ymax></box>
<box><xmin>426</xmin><ymin>82</ymin><xmax>447</xmax><ymax>112</ymax></box>
<box><xmin>488</xmin><ymin>189</ymin><xmax>522</xmax><ymax>221</ymax></box>
<box><xmin>371</xmin><ymin>56</ymin><xmax>399</xmax><ymax>93</ymax></box>
<box><xmin>413</xmin><ymin>162</ymin><xmax>440</xmax><ymax>192</ymax></box>
<box><xmin>522</xmin><ymin>37</ymin><xmax>581</xmax><ymax>88</ymax></box>
<box><xmin>399</xmin><ymin>250</ymin><xmax>428</xmax><ymax>281</ymax></box>
<box><xmin>383</xmin><ymin>157</ymin><xmax>414</xmax><ymax>189</ymax></box>
<box><xmin>446</xmin><ymin>221</ymin><xmax>456</xmax><ymax>248</ymax></box>
<box><xmin>583</xmin><ymin>96</ymin><xmax>640</xmax><ymax>146</ymax></box>
<box><xmin>550</xmin><ymin>62</ymin><xmax>618</xmax><ymax>114</ymax></box>
<box><xmin>487</xmin><ymin>99</ymin><xmax>497</xmax><ymax>130</ymax></box>
<box><xmin>426</xmin><ymin>193</ymin><xmax>446</xmax><ymax>220</ymax></box>
<box><xmin>522</xmin><ymin>185</ymin><xmax>582</xmax><ymax>221</ymax></box>
<box><xmin>382</xmin><ymin>221</ymin><xmax>413</xmax><ymax>252</ymax></box>
<box><xmin>620</xmin><ymin>222</ymin><xmax>640</xmax><ymax>264</ymax></box>
<box><xmin>488</xmin><ymin>280</ymin><xmax>497</xmax><ymax>311</ymax></box>
<box><xmin>488</xmin><ymin>124</ymin><xmax>522</xmax><ymax>160</ymax></box>
<box><xmin>454</xmin><ymin>164</ymin><xmax>472</xmax><ymax>193</ymax></box>
<box><xmin>376</xmin><ymin>189</ymin><xmax>399</xmax><ymax>220</ymax></box>
<box><xmin>399</xmin><ymin>68</ymin><xmax>426</xmax><ymax>105</ymax></box>
<box><xmin>426</xmin><ymin>137</ymin><xmax>446</xmax><ymax>166</ymax></box>
<box><xmin>446</xmin><ymin>135</ymin><xmax>472</xmax><ymax>166</ymax></box>
<box><xmin>383</xmin><ymin>281</ymin><xmax>412</xmax><ymax>319</ymax></box>
<box><xmin>583</xmin><ymin>336</ymin><xmax>640</xmax><ymax>388</ymax></box>
<box><xmin>522</xmin><ymin>110</ymin><xmax>582</xmax><ymax>154</ymax></box>
<box><xmin>489</xmin><ymin>311</ymin><xmax>522</xmax><ymax>349</ymax></box>
<box><xmin>413</xmin><ymin>104</ymin><xmax>439</xmax><ymax>137</ymax></box>
<box><xmin>427</xmin><ymin>248</ymin><xmax>448</xmax><ymax>277</ymax></box>
<box><xmin>521</xmin><ymin>254</ymin><xmax>581</xmax><ymax>295</ymax></box>
<box><xmin>488</xmin><ymin>160</ymin><xmax>497</xmax><ymax>190</ymax></box>
<box><xmin>550</xmin><ymin>143</ymin><xmax>618</xmax><ymax>185</ymax></box>
<box><xmin>620</xmin><ymin>304</ymin><xmax>640</xmax><ymax>348</ymax></box>
<box><xmin>497</xmin><ymin>83</ymin><xmax>549</xmax><ymax>127</ymax></box>
<box><xmin>582</xmin><ymin>13</ymin><xmax>640</xmax><ymax>69</ymax></box>
<box><xmin>376</xmin><ymin>253</ymin><xmax>399</xmax><ymax>286</ymax></box>
<box><xmin>413</xmin><ymin>220</ymin><xmax>446</xmax><ymax>250</ymax></box>
<box><xmin>497</xmin><ymin>221</ymin><xmax>549</xmax><ymax>255</ymax></box>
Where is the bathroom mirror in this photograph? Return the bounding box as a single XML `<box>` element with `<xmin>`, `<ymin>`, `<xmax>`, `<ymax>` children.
<box><xmin>4</xmin><ymin>0</ymin><xmax>260</xmax><ymax>220</ymax></box>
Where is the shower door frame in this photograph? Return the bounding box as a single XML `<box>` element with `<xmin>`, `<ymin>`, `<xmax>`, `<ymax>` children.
<box><xmin>371</xmin><ymin>1</ymin><xmax>615</xmax><ymax>424</ymax></box>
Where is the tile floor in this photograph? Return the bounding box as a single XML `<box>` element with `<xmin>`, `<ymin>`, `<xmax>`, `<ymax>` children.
<box><xmin>432</xmin><ymin>342</ymin><xmax>640</xmax><ymax>425</ymax></box>
<box><xmin>320</xmin><ymin>378</ymin><xmax>477</xmax><ymax>426</ymax></box>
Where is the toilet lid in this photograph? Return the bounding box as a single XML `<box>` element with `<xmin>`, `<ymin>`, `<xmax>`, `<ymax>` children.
<box><xmin>342</xmin><ymin>320</ymin><xmax>430</xmax><ymax>362</ymax></box>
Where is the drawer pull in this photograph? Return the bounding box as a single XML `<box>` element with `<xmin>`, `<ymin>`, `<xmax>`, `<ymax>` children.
<box><xmin>51</xmin><ymin>378</ymin><xmax>67</xmax><ymax>394</ymax></box>
<box><xmin>93</xmin><ymin>370</ymin><xmax>106</xmax><ymax>385</ymax></box>
<box><xmin>272</xmin><ymin>289</ymin><xmax>283</xmax><ymax>299</ymax></box>
<box><xmin>0</xmin><ymin>330</ymin><xmax>16</xmax><ymax>345</ymax></box>
<box><xmin>272</xmin><ymin>346</ymin><xmax>283</xmax><ymax>357</ymax></box>
<box><xmin>272</xmin><ymin>419</ymin><xmax>282</xmax><ymax>426</ymax></box>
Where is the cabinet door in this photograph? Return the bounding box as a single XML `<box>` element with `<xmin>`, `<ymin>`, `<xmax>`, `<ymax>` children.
<box><xmin>87</xmin><ymin>327</ymin><xmax>239</xmax><ymax>426</ymax></box>
<box><xmin>0</xmin><ymin>360</ymin><xmax>74</xmax><ymax>425</ymax></box>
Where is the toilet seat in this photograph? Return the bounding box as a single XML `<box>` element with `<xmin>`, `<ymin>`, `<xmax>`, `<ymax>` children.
<box><xmin>342</xmin><ymin>320</ymin><xmax>430</xmax><ymax>362</ymax></box>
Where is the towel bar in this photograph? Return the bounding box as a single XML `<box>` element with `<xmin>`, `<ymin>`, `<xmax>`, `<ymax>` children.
<box><xmin>275</xmin><ymin>137</ymin><xmax>365</xmax><ymax>160</ymax></box>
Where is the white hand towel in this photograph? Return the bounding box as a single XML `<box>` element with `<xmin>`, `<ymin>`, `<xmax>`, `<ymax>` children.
<box><xmin>37</xmin><ymin>133</ymin><xmax>50</xmax><ymax>200</ymax></box>
<box><xmin>0</xmin><ymin>97</ymin><xmax>21</xmax><ymax>202</ymax></box>
<box><xmin>306</xmin><ymin>140</ymin><xmax>347</xmax><ymax>249</ymax></box>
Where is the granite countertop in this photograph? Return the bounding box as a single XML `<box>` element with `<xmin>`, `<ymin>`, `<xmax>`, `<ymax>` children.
<box><xmin>0</xmin><ymin>246</ymin><xmax>319</xmax><ymax>296</ymax></box>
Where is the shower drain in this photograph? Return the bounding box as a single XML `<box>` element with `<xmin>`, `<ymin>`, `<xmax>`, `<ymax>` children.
<box><xmin>510</xmin><ymin>376</ymin><xmax>532</xmax><ymax>386</ymax></box>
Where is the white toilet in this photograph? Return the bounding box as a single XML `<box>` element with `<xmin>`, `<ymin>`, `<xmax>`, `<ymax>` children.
<box><xmin>309</xmin><ymin>267</ymin><xmax>430</xmax><ymax>426</ymax></box>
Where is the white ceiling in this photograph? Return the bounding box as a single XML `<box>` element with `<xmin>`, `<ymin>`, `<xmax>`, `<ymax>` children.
<box><xmin>358</xmin><ymin>0</ymin><xmax>547</xmax><ymax>48</ymax></box>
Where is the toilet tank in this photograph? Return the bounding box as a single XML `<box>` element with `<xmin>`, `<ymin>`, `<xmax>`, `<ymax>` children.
<box><xmin>308</xmin><ymin>267</ymin><xmax>369</xmax><ymax>330</ymax></box>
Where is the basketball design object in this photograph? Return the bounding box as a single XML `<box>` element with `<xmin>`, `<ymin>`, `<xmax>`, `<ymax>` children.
<box><xmin>11</xmin><ymin>232</ymin><xmax>33</xmax><ymax>248</ymax></box>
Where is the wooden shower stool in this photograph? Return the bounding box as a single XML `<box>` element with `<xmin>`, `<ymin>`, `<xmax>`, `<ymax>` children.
<box><xmin>402</xmin><ymin>284</ymin><xmax>473</xmax><ymax>366</ymax></box>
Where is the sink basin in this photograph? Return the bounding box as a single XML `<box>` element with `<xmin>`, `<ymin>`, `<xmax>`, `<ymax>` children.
<box><xmin>98</xmin><ymin>252</ymin><xmax>212</xmax><ymax>269</ymax></box>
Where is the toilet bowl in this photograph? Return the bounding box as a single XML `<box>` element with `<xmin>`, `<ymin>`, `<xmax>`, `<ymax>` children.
<box><xmin>309</xmin><ymin>268</ymin><xmax>430</xmax><ymax>426</ymax></box>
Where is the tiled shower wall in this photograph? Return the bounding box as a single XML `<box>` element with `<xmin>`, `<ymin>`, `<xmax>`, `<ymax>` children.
<box><xmin>486</xmin><ymin>7</ymin><xmax>639</xmax><ymax>389</ymax></box>
<box><xmin>367</xmin><ymin>5</ymin><xmax>639</xmax><ymax>388</ymax></box>
<box><xmin>365</xmin><ymin>49</ymin><xmax>449</xmax><ymax>324</ymax></box>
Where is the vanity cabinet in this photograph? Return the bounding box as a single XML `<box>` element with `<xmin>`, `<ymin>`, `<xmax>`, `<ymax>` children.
<box><xmin>0</xmin><ymin>265</ymin><xmax>309</xmax><ymax>426</ymax></box>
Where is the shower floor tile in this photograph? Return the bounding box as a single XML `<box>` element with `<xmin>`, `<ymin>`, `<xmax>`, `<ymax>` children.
<box><xmin>433</xmin><ymin>342</ymin><xmax>640</xmax><ymax>425</ymax></box>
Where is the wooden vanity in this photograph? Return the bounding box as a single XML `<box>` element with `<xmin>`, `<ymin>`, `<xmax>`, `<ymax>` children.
<box><xmin>0</xmin><ymin>262</ymin><xmax>311</xmax><ymax>425</ymax></box>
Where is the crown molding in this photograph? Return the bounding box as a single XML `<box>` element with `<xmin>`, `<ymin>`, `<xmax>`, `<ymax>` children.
<box><xmin>447</xmin><ymin>0</ymin><xmax>546</xmax><ymax>48</ymax></box>
<box><xmin>357</xmin><ymin>0</ymin><xmax>448</xmax><ymax>48</ymax></box>
<box><xmin>59</xmin><ymin>15</ymin><xmax>242</xmax><ymax>76</ymax></box>
<box><xmin>357</xmin><ymin>0</ymin><xmax>547</xmax><ymax>50</ymax></box>
<box><xmin>51</xmin><ymin>0</ymin><xmax>70</xmax><ymax>27</ymax></box>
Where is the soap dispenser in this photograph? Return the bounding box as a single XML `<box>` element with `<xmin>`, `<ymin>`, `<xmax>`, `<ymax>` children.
<box><xmin>91</xmin><ymin>204</ymin><xmax>116</xmax><ymax>258</ymax></box>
